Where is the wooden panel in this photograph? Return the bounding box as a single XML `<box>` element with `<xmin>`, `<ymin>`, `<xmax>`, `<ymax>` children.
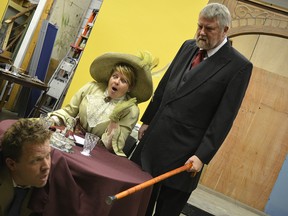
<box><xmin>231</xmin><ymin>35</ymin><xmax>288</xmax><ymax>78</ymax></box>
<box><xmin>252</xmin><ymin>35</ymin><xmax>288</xmax><ymax>77</ymax></box>
<box><xmin>200</xmin><ymin>67</ymin><xmax>288</xmax><ymax>210</ymax></box>
<box><xmin>231</xmin><ymin>35</ymin><xmax>258</xmax><ymax>60</ymax></box>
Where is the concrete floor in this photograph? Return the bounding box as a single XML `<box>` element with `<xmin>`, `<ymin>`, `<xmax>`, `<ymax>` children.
<box><xmin>0</xmin><ymin>108</ymin><xmax>19</xmax><ymax>120</ymax></box>
<box><xmin>181</xmin><ymin>184</ymin><xmax>269</xmax><ymax>216</ymax></box>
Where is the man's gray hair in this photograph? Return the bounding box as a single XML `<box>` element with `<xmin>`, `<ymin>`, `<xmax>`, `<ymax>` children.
<box><xmin>200</xmin><ymin>3</ymin><xmax>231</xmax><ymax>29</ymax></box>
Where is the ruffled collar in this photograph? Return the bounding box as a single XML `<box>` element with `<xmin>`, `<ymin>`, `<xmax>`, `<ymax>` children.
<box><xmin>103</xmin><ymin>89</ymin><xmax>126</xmax><ymax>103</ymax></box>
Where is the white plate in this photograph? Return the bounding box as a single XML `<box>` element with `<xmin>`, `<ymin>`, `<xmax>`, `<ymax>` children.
<box><xmin>74</xmin><ymin>135</ymin><xmax>85</xmax><ymax>145</ymax></box>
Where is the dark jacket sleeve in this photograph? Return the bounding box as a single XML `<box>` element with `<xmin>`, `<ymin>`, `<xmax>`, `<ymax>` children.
<box><xmin>141</xmin><ymin>40</ymin><xmax>194</xmax><ymax>124</ymax></box>
<box><xmin>196</xmin><ymin>60</ymin><xmax>253</xmax><ymax>164</ymax></box>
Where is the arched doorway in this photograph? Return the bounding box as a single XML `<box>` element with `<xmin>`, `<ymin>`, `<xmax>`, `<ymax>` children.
<box><xmin>200</xmin><ymin>0</ymin><xmax>288</xmax><ymax>211</ymax></box>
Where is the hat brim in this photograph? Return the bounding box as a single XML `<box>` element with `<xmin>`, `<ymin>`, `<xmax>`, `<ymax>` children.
<box><xmin>90</xmin><ymin>52</ymin><xmax>153</xmax><ymax>103</ymax></box>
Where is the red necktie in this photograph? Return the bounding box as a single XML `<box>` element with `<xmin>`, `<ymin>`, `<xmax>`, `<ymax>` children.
<box><xmin>190</xmin><ymin>49</ymin><xmax>206</xmax><ymax>68</ymax></box>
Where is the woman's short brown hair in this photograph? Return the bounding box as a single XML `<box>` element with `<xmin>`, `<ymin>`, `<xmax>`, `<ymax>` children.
<box><xmin>111</xmin><ymin>63</ymin><xmax>136</xmax><ymax>88</ymax></box>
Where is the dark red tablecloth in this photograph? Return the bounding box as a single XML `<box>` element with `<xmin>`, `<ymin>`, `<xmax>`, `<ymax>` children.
<box><xmin>0</xmin><ymin>119</ymin><xmax>17</xmax><ymax>140</ymax></box>
<box><xmin>0</xmin><ymin>119</ymin><xmax>152</xmax><ymax>215</ymax></box>
<box><xmin>29</xmin><ymin>145</ymin><xmax>153</xmax><ymax>216</ymax></box>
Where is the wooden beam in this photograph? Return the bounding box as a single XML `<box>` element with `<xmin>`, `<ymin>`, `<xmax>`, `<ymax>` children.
<box><xmin>8</xmin><ymin>1</ymin><xmax>26</xmax><ymax>13</ymax></box>
<box><xmin>21</xmin><ymin>0</ymin><xmax>55</xmax><ymax>72</ymax></box>
<box><xmin>1</xmin><ymin>22</ymin><xmax>14</xmax><ymax>50</ymax></box>
<box><xmin>4</xmin><ymin>4</ymin><xmax>37</xmax><ymax>24</ymax></box>
<box><xmin>5</xmin><ymin>0</ymin><xmax>55</xmax><ymax>111</ymax></box>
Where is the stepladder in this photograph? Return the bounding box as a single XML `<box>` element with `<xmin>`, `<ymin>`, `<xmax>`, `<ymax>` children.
<box><xmin>28</xmin><ymin>56</ymin><xmax>77</xmax><ymax>117</ymax></box>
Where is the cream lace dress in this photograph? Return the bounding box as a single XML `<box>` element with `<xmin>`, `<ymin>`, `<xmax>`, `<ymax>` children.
<box><xmin>50</xmin><ymin>81</ymin><xmax>139</xmax><ymax>156</ymax></box>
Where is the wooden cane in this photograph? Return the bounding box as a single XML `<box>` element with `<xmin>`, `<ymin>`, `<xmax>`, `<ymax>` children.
<box><xmin>106</xmin><ymin>162</ymin><xmax>193</xmax><ymax>205</ymax></box>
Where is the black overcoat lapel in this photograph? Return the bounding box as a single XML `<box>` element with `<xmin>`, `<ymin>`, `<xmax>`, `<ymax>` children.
<box><xmin>167</xmin><ymin>42</ymin><xmax>232</xmax><ymax>103</ymax></box>
<box><xmin>162</xmin><ymin>44</ymin><xmax>198</xmax><ymax>101</ymax></box>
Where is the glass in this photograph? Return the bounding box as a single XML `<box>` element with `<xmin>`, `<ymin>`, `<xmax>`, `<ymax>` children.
<box><xmin>48</xmin><ymin>115</ymin><xmax>76</xmax><ymax>153</ymax></box>
<box><xmin>4</xmin><ymin>64</ymin><xmax>11</xmax><ymax>72</ymax></box>
<box><xmin>12</xmin><ymin>66</ymin><xmax>19</xmax><ymax>76</ymax></box>
<box><xmin>50</xmin><ymin>131</ymin><xmax>75</xmax><ymax>153</ymax></box>
<box><xmin>81</xmin><ymin>133</ymin><xmax>99</xmax><ymax>156</ymax></box>
<box><xmin>39</xmin><ymin>113</ymin><xmax>53</xmax><ymax>129</ymax></box>
<box><xmin>64</xmin><ymin>117</ymin><xmax>76</xmax><ymax>140</ymax></box>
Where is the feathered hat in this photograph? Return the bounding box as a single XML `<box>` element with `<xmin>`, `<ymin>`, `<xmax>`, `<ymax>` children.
<box><xmin>90</xmin><ymin>51</ymin><xmax>158</xmax><ymax>103</ymax></box>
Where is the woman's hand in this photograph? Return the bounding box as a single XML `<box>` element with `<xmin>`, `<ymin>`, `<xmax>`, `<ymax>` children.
<box><xmin>50</xmin><ymin>115</ymin><xmax>64</xmax><ymax>126</ymax></box>
<box><xmin>109</xmin><ymin>97</ymin><xmax>137</xmax><ymax>122</ymax></box>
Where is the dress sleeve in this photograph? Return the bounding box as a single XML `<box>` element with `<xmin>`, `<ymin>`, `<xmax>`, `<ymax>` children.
<box><xmin>101</xmin><ymin>104</ymin><xmax>139</xmax><ymax>157</ymax></box>
<box><xmin>49</xmin><ymin>82</ymin><xmax>94</xmax><ymax>125</ymax></box>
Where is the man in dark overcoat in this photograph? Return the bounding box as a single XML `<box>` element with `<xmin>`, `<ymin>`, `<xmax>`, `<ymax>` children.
<box><xmin>131</xmin><ymin>3</ymin><xmax>253</xmax><ymax>216</ymax></box>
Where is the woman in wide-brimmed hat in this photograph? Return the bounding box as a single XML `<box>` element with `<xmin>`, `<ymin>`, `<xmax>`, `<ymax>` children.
<box><xmin>49</xmin><ymin>51</ymin><xmax>158</xmax><ymax>157</ymax></box>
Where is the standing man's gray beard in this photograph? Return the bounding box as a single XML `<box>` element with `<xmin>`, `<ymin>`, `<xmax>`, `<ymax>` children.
<box><xmin>196</xmin><ymin>36</ymin><xmax>210</xmax><ymax>50</ymax></box>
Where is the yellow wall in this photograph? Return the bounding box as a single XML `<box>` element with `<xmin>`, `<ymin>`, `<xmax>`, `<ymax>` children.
<box><xmin>64</xmin><ymin>0</ymin><xmax>208</xmax><ymax>119</ymax></box>
<box><xmin>0</xmin><ymin>0</ymin><xmax>9</xmax><ymax>24</ymax></box>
